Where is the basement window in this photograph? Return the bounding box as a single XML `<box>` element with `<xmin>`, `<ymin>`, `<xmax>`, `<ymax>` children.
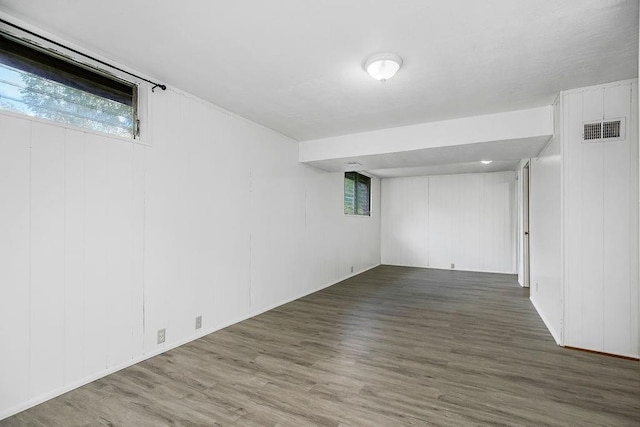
<box><xmin>0</xmin><ymin>34</ymin><xmax>138</xmax><ymax>138</ymax></box>
<box><xmin>344</xmin><ymin>172</ymin><xmax>371</xmax><ymax>216</ymax></box>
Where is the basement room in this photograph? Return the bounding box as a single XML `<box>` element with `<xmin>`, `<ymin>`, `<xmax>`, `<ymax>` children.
<box><xmin>0</xmin><ymin>0</ymin><xmax>639</xmax><ymax>425</ymax></box>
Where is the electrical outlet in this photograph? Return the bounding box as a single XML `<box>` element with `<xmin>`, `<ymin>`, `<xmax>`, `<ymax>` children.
<box><xmin>195</xmin><ymin>315</ymin><xmax>202</xmax><ymax>330</ymax></box>
<box><xmin>350</xmin><ymin>266</ymin><xmax>354</xmax><ymax>273</ymax></box>
<box><xmin>451</xmin><ymin>263</ymin><xmax>455</xmax><ymax>269</ymax></box>
<box><xmin>157</xmin><ymin>328</ymin><xmax>166</xmax><ymax>344</ymax></box>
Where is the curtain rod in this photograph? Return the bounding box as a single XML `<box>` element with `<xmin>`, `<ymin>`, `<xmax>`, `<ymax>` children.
<box><xmin>0</xmin><ymin>18</ymin><xmax>167</xmax><ymax>92</ymax></box>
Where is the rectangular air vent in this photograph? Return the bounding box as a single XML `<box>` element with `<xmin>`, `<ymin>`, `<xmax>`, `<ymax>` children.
<box><xmin>602</xmin><ymin>120</ymin><xmax>621</xmax><ymax>139</ymax></box>
<box><xmin>583</xmin><ymin>118</ymin><xmax>625</xmax><ymax>142</ymax></box>
<box><xmin>583</xmin><ymin>122</ymin><xmax>602</xmax><ymax>140</ymax></box>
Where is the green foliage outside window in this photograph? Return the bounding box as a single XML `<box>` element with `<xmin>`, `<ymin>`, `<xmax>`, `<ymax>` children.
<box><xmin>0</xmin><ymin>63</ymin><xmax>134</xmax><ymax>138</ymax></box>
<box><xmin>344</xmin><ymin>172</ymin><xmax>371</xmax><ymax>216</ymax></box>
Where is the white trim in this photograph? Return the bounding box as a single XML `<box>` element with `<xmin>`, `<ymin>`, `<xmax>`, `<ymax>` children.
<box><xmin>530</xmin><ymin>296</ymin><xmax>562</xmax><ymax>345</ymax></box>
<box><xmin>0</xmin><ymin>263</ymin><xmax>381</xmax><ymax>421</ymax></box>
<box><xmin>0</xmin><ymin>109</ymin><xmax>144</xmax><ymax>146</ymax></box>
<box><xmin>380</xmin><ymin>264</ymin><xmax>517</xmax><ymax>275</ymax></box>
<box><xmin>515</xmin><ymin>158</ymin><xmax>531</xmax><ymax>288</ymax></box>
<box><xmin>560</xmin><ymin>79</ymin><xmax>636</xmax><ymax>96</ymax></box>
<box><xmin>560</xmin><ymin>89</ymin><xmax>570</xmax><ymax>357</ymax></box>
<box><xmin>247</xmin><ymin>263</ymin><xmax>380</xmax><ymax>318</ymax></box>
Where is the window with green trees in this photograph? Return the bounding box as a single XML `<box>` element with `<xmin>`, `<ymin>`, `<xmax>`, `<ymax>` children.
<box><xmin>344</xmin><ymin>172</ymin><xmax>371</xmax><ymax>216</ymax></box>
<box><xmin>0</xmin><ymin>34</ymin><xmax>137</xmax><ymax>138</ymax></box>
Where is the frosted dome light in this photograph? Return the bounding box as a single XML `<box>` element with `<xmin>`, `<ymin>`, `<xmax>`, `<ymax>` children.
<box><xmin>363</xmin><ymin>53</ymin><xmax>403</xmax><ymax>82</ymax></box>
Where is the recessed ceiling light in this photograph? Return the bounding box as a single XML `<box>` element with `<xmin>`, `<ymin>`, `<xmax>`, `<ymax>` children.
<box><xmin>363</xmin><ymin>53</ymin><xmax>403</xmax><ymax>82</ymax></box>
<box><xmin>481</xmin><ymin>160</ymin><xmax>493</xmax><ymax>165</ymax></box>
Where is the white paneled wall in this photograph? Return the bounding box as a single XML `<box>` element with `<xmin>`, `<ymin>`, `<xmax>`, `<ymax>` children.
<box><xmin>380</xmin><ymin>177</ymin><xmax>429</xmax><ymax>266</ymax></box>
<box><xmin>381</xmin><ymin>172</ymin><xmax>515</xmax><ymax>274</ymax></box>
<box><xmin>0</xmin><ymin>115</ymin><xmax>30</xmax><ymax>411</ymax></box>
<box><xmin>528</xmin><ymin>99</ymin><xmax>562</xmax><ymax>343</ymax></box>
<box><xmin>562</xmin><ymin>81</ymin><xmax>639</xmax><ymax>358</ymax></box>
<box><xmin>0</xmin><ymin>117</ymin><xmax>146</xmax><ymax>411</ymax></box>
<box><xmin>0</xmin><ymin>86</ymin><xmax>380</xmax><ymax>418</ymax></box>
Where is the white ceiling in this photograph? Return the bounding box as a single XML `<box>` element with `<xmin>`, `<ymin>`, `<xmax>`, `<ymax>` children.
<box><xmin>0</xmin><ymin>0</ymin><xmax>637</xmax><ymax>143</ymax></box>
<box><xmin>305</xmin><ymin>135</ymin><xmax>551</xmax><ymax>177</ymax></box>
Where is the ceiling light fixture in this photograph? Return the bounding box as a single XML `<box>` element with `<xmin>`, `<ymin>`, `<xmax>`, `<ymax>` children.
<box><xmin>363</xmin><ymin>53</ymin><xmax>403</xmax><ymax>82</ymax></box>
<box><xmin>481</xmin><ymin>160</ymin><xmax>493</xmax><ymax>165</ymax></box>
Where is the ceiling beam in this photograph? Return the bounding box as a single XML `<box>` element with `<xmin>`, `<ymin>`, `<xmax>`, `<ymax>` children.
<box><xmin>299</xmin><ymin>106</ymin><xmax>553</xmax><ymax>169</ymax></box>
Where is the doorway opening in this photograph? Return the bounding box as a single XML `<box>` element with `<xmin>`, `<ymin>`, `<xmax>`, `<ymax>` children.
<box><xmin>522</xmin><ymin>162</ymin><xmax>530</xmax><ymax>288</ymax></box>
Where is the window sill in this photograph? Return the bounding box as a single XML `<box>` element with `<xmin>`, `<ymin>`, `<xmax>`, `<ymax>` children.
<box><xmin>0</xmin><ymin>109</ymin><xmax>150</xmax><ymax>146</ymax></box>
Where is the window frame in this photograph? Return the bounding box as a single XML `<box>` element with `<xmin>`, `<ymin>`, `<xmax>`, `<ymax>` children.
<box><xmin>344</xmin><ymin>171</ymin><xmax>372</xmax><ymax>217</ymax></box>
<box><xmin>0</xmin><ymin>28</ymin><xmax>147</xmax><ymax>144</ymax></box>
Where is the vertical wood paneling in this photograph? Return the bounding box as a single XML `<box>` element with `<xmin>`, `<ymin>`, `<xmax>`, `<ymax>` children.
<box><xmin>380</xmin><ymin>178</ymin><xmax>395</xmax><ymax>264</ymax></box>
<box><xmin>449</xmin><ymin>175</ymin><xmax>463</xmax><ymax>269</ymax></box>
<box><xmin>428</xmin><ymin>175</ymin><xmax>453</xmax><ymax>270</ymax></box>
<box><xmin>406</xmin><ymin>177</ymin><xmax>428</xmax><ymax>267</ymax></box>
<box><xmin>580</xmin><ymin>88</ymin><xmax>605</xmax><ymax>351</ymax></box>
<box><xmin>424</xmin><ymin>178</ymin><xmax>430</xmax><ymax>267</ymax></box>
<box><xmin>0</xmin><ymin>115</ymin><xmax>31</xmax><ymax>410</ymax></box>
<box><xmin>166</xmin><ymin>92</ymin><xmax>195</xmax><ymax>342</ymax></box>
<box><xmin>205</xmin><ymin>110</ymin><xmax>251</xmax><ymax>330</ymax></box>
<box><xmin>142</xmin><ymin>89</ymin><xmax>172</xmax><ymax>353</ymax></box>
<box><xmin>481</xmin><ymin>173</ymin><xmax>514</xmax><ymax>273</ymax></box>
<box><xmin>131</xmin><ymin>144</ymin><xmax>145</xmax><ymax>356</ymax></box>
<box><xmin>303</xmin><ymin>170</ymin><xmax>336</xmax><ymax>290</ymax></box>
<box><xmin>529</xmin><ymin>105</ymin><xmax>563</xmax><ymax>343</ymax></box>
<box><xmin>83</xmin><ymin>135</ymin><xmax>109</xmax><ymax>375</ymax></box>
<box><xmin>382</xmin><ymin>178</ymin><xmax>405</xmax><ymax>265</ymax></box>
<box><xmin>563</xmin><ymin>82</ymin><xmax>638</xmax><ymax>358</ymax></box>
<box><xmin>184</xmin><ymin>100</ymin><xmax>213</xmax><ymax>336</ymax></box>
<box><xmin>381</xmin><ymin>177</ymin><xmax>428</xmax><ymax>267</ymax></box>
<box><xmin>29</xmin><ymin>122</ymin><xmax>66</xmax><ymax>397</ymax></box>
<box><xmin>105</xmin><ymin>141</ymin><xmax>135</xmax><ymax>367</ymax></box>
<box><xmin>249</xmin><ymin>126</ymin><xmax>306</xmax><ymax>312</ymax></box>
<box><xmin>453</xmin><ymin>175</ymin><xmax>482</xmax><ymax>271</ymax></box>
<box><xmin>602</xmin><ymin>84</ymin><xmax>631</xmax><ymax>355</ymax></box>
<box><xmin>630</xmin><ymin>82</ymin><xmax>639</xmax><ymax>357</ymax></box>
<box><xmin>479</xmin><ymin>174</ymin><xmax>493</xmax><ymax>271</ymax></box>
<box><xmin>481</xmin><ymin>174</ymin><xmax>506</xmax><ymax>272</ymax></box>
<box><xmin>563</xmin><ymin>91</ymin><xmax>583</xmax><ymax>347</ymax></box>
<box><xmin>382</xmin><ymin>172</ymin><xmax>514</xmax><ymax>274</ymax></box>
<box><xmin>63</xmin><ymin>130</ymin><xmax>85</xmax><ymax>385</ymax></box>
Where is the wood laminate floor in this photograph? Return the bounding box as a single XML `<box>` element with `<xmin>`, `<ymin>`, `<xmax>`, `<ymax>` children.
<box><xmin>3</xmin><ymin>266</ymin><xmax>639</xmax><ymax>426</ymax></box>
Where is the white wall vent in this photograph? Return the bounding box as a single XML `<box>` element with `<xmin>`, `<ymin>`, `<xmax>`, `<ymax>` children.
<box><xmin>582</xmin><ymin>118</ymin><xmax>625</xmax><ymax>142</ymax></box>
<box><xmin>583</xmin><ymin>122</ymin><xmax>602</xmax><ymax>140</ymax></box>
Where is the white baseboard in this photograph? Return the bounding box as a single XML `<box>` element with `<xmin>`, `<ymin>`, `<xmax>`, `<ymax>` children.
<box><xmin>245</xmin><ymin>263</ymin><xmax>380</xmax><ymax>319</ymax></box>
<box><xmin>381</xmin><ymin>263</ymin><xmax>516</xmax><ymax>276</ymax></box>
<box><xmin>0</xmin><ymin>263</ymin><xmax>381</xmax><ymax>421</ymax></box>
<box><xmin>529</xmin><ymin>296</ymin><xmax>562</xmax><ymax>345</ymax></box>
